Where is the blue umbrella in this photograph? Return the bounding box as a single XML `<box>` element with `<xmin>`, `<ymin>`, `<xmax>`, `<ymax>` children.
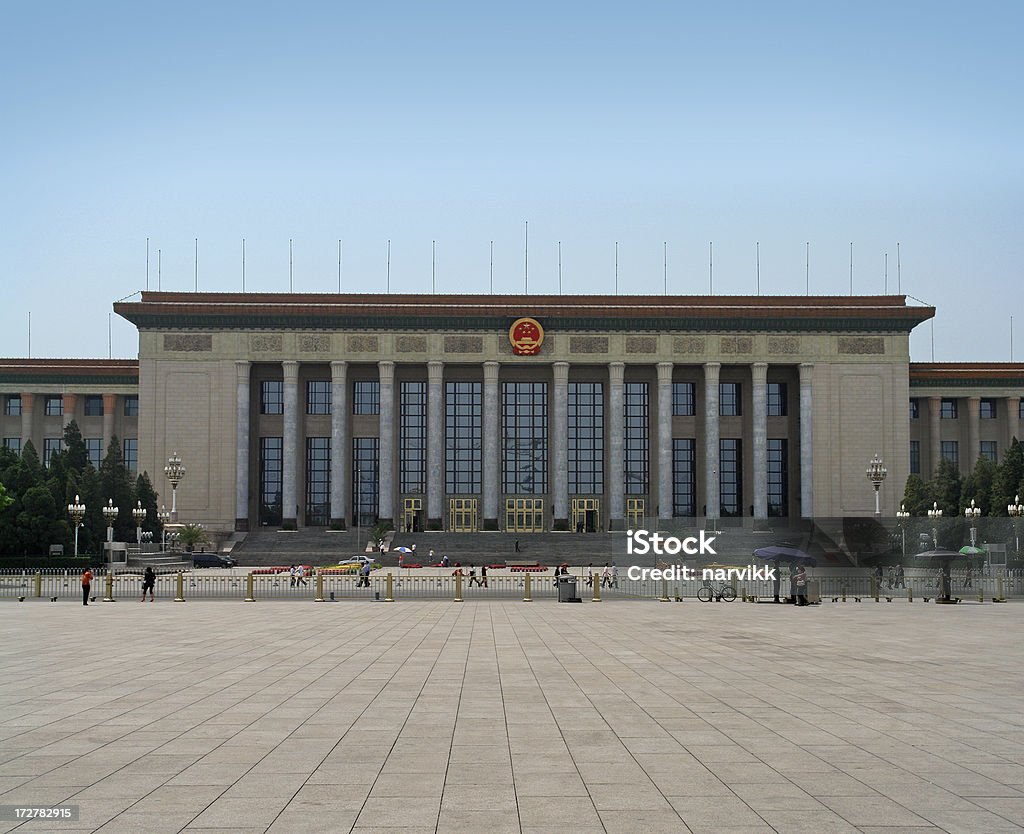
<box><xmin>753</xmin><ymin>545</ymin><xmax>817</xmax><ymax>567</ymax></box>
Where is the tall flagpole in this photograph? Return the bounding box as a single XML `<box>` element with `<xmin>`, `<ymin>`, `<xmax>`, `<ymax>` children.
<box><xmin>805</xmin><ymin>242</ymin><xmax>810</xmax><ymax>295</ymax></box>
<box><xmin>756</xmin><ymin>241</ymin><xmax>760</xmax><ymax>295</ymax></box>
<box><xmin>242</xmin><ymin>238</ymin><xmax>246</xmax><ymax>292</ymax></box>
<box><xmin>663</xmin><ymin>241</ymin><xmax>667</xmax><ymax>294</ymax></box>
<box><xmin>849</xmin><ymin>242</ymin><xmax>853</xmax><ymax>295</ymax></box>
<box><xmin>27</xmin><ymin>312</ymin><xmax>31</xmax><ymax>358</ymax></box>
<box><xmin>158</xmin><ymin>248</ymin><xmax>162</xmax><ymax>290</ymax></box>
<box><xmin>614</xmin><ymin>242</ymin><xmax>618</xmax><ymax>295</ymax></box>
<box><xmin>558</xmin><ymin>241</ymin><xmax>562</xmax><ymax>294</ymax></box>
<box><xmin>338</xmin><ymin>239</ymin><xmax>342</xmax><ymax>293</ymax></box>
<box><xmin>146</xmin><ymin>238</ymin><xmax>150</xmax><ymax>291</ymax></box>
<box><xmin>489</xmin><ymin>240</ymin><xmax>494</xmax><ymax>294</ymax></box>
<box><xmin>289</xmin><ymin>239</ymin><xmax>293</xmax><ymax>292</ymax></box>
<box><xmin>897</xmin><ymin>241</ymin><xmax>901</xmax><ymax>293</ymax></box>
<box><xmin>524</xmin><ymin>221</ymin><xmax>529</xmax><ymax>293</ymax></box>
<box><xmin>884</xmin><ymin>253</ymin><xmax>888</xmax><ymax>294</ymax></box>
<box><xmin>194</xmin><ymin>238</ymin><xmax>199</xmax><ymax>291</ymax></box>
<box><xmin>386</xmin><ymin>239</ymin><xmax>391</xmax><ymax>293</ymax></box>
<box><xmin>432</xmin><ymin>240</ymin><xmax>436</xmax><ymax>293</ymax></box>
<box><xmin>709</xmin><ymin>242</ymin><xmax>713</xmax><ymax>295</ymax></box>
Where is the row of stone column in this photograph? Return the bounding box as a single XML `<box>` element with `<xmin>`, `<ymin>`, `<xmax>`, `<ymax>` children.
<box><xmin>17</xmin><ymin>392</ymin><xmax>119</xmax><ymax>454</ymax></box>
<box><xmin>927</xmin><ymin>395</ymin><xmax>1021</xmax><ymax>476</ymax></box>
<box><xmin>234</xmin><ymin>360</ymin><xmax>816</xmax><ymax>530</ymax></box>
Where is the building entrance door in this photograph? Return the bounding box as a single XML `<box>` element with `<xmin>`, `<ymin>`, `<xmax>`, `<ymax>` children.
<box><xmin>402</xmin><ymin>497</ymin><xmax>423</xmax><ymax>533</ymax></box>
<box><xmin>449</xmin><ymin>498</ymin><xmax>478</xmax><ymax>532</ymax></box>
<box><xmin>506</xmin><ymin>498</ymin><xmax>544</xmax><ymax>532</ymax></box>
<box><xmin>626</xmin><ymin>497</ymin><xmax>646</xmax><ymax>528</ymax></box>
<box><xmin>571</xmin><ymin>498</ymin><xmax>601</xmax><ymax>533</ymax></box>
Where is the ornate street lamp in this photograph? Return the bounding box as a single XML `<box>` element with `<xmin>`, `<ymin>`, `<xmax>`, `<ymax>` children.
<box><xmin>1009</xmin><ymin>494</ymin><xmax>1024</xmax><ymax>557</ymax></box>
<box><xmin>164</xmin><ymin>452</ymin><xmax>186</xmax><ymax>523</ymax></box>
<box><xmin>866</xmin><ymin>455</ymin><xmax>887</xmax><ymax>516</ymax></box>
<box><xmin>157</xmin><ymin>504</ymin><xmax>171</xmax><ymax>551</ymax></box>
<box><xmin>132</xmin><ymin>500</ymin><xmax>147</xmax><ymax>545</ymax></box>
<box><xmin>928</xmin><ymin>501</ymin><xmax>943</xmax><ymax>549</ymax></box>
<box><xmin>964</xmin><ymin>498</ymin><xmax>981</xmax><ymax>550</ymax></box>
<box><xmin>896</xmin><ymin>502</ymin><xmax>911</xmax><ymax>557</ymax></box>
<box><xmin>102</xmin><ymin>499</ymin><xmax>119</xmax><ymax>543</ymax></box>
<box><xmin>67</xmin><ymin>494</ymin><xmax>86</xmax><ymax>557</ymax></box>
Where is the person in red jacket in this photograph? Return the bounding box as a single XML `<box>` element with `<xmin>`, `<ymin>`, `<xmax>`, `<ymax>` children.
<box><xmin>81</xmin><ymin>568</ymin><xmax>93</xmax><ymax>606</ymax></box>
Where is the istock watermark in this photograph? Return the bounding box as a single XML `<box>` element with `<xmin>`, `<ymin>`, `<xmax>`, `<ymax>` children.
<box><xmin>626</xmin><ymin>528</ymin><xmax>719</xmax><ymax>556</ymax></box>
<box><xmin>626</xmin><ymin>564</ymin><xmax>778</xmax><ymax>581</ymax></box>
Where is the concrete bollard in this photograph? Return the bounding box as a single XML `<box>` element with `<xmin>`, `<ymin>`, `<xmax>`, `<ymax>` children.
<box><xmin>174</xmin><ymin>571</ymin><xmax>185</xmax><ymax>602</ymax></box>
<box><xmin>979</xmin><ymin>585</ymin><xmax>984</xmax><ymax>604</ymax></box>
<box><xmin>741</xmin><ymin>586</ymin><xmax>747</xmax><ymax>602</ymax></box>
<box><xmin>523</xmin><ymin>573</ymin><xmax>532</xmax><ymax>602</ymax></box>
<box><xmin>454</xmin><ymin>571</ymin><xmax>463</xmax><ymax>603</ymax></box>
<box><xmin>384</xmin><ymin>572</ymin><xmax>394</xmax><ymax>602</ymax></box>
<box><xmin>314</xmin><ymin>569</ymin><xmax>324</xmax><ymax>602</ymax></box>
<box><xmin>592</xmin><ymin>572</ymin><xmax>601</xmax><ymax>603</ymax></box>
<box><xmin>908</xmin><ymin>586</ymin><xmax>913</xmax><ymax>603</ymax></box>
<box><xmin>103</xmin><ymin>570</ymin><xmax>116</xmax><ymax>602</ymax></box>
<box><xmin>997</xmin><ymin>576</ymin><xmax>1006</xmax><ymax>602</ymax></box>
<box><xmin>842</xmin><ymin>585</ymin><xmax>847</xmax><ymax>602</ymax></box>
<box><xmin>872</xmin><ymin>577</ymin><xmax>879</xmax><ymax>603</ymax></box>
<box><xmin>244</xmin><ymin>572</ymin><xmax>255</xmax><ymax>602</ymax></box>
<box><xmin>34</xmin><ymin>571</ymin><xmax>42</xmax><ymax>598</ymax></box>
<box><xmin>659</xmin><ymin>577</ymin><xmax>669</xmax><ymax>602</ymax></box>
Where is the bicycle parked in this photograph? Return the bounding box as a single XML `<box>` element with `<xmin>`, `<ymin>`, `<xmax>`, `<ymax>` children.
<box><xmin>697</xmin><ymin>579</ymin><xmax>736</xmax><ymax>602</ymax></box>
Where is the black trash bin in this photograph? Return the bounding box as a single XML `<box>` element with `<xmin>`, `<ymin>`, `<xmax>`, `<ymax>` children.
<box><xmin>557</xmin><ymin>575</ymin><xmax>581</xmax><ymax>603</ymax></box>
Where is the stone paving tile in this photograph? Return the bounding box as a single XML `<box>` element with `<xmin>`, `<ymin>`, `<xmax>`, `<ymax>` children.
<box><xmin>4</xmin><ymin>599</ymin><xmax>1024</xmax><ymax>832</ymax></box>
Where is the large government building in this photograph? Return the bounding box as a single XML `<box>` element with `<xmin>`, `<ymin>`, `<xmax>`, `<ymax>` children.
<box><xmin>2</xmin><ymin>292</ymin><xmax>1023</xmax><ymax>535</ymax></box>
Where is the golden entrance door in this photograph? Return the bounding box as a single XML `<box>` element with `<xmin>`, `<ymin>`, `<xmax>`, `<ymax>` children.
<box><xmin>402</xmin><ymin>497</ymin><xmax>423</xmax><ymax>533</ymax></box>
<box><xmin>626</xmin><ymin>497</ymin><xmax>646</xmax><ymax>528</ymax></box>
<box><xmin>449</xmin><ymin>498</ymin><xmax>478</xmax><ymax>532</ymax></box>
<box><xmin>571</xmin><ymin>498</ymin><xmax>601</xmax><ymax>533</ymax></box>
<box><xmin>505</xmin><ymin>498</ymin><xmax>544</xmax><ymax>532</ymax></box>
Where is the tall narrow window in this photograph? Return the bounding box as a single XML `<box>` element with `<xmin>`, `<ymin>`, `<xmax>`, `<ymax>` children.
<box><xmin>123</xmin><ymin>395</ymin><xmax>139</xmax><ymax>417</ymax></box>
<box><xmin>306</xmin><ymin>437</ymin><xmax>330</xmax><ymax>525</ymax></box>
<box><xmin>259</xmin><ymin>437</ymin><xmax>283</xmax><ymax>525</ymax></box>
<box><xmin>624</xmin><ymin>383</ymin><xmax>649</xmax><ymax>495</ymax></box>
<box><xmin>720</xmin><ymin>439</ymin><xmax>742</xmax><ymax>517</ymax></box>
<box><xmin>980</xmin><ymin>441</ymin><xmax>998</xmax><ymax>462</ymax></box>
<box><xmin>353</xmin><ymin>381</ymin><xmax>380</xmax><ymax>415</ymax></box>
<box><xmin>671</xmin><ymin>382</ymin><xmax>695</xmax><ymax>416</ymax></box>
<box><xmin>261</xmin><ymin>381</ymin><xmax>284</xmax><ymax>415</ymax></box>
<box><xmin>43</xmin><ymin>437</ymin><xmax>63</xmax><ymax>467</ymax></box>
<box><xmin>123</xmin><ymin>438</ymin><xmax>138</xmax><ymax>472</ymax></box>
<box><xmin>672</xmin><ymin>438</ymin><xmax>696</xmax><ymax>517</ymax></box>
<box><xmin>767</xmin><ymin>439</ymin><xmax>788</xmax><ymax>517</ymax></box>
<box><xmin>940</xmin><ymin>440</ymin><xmax>959</xmax><ymax>466</ymax></box>
<box><xmin>719</xmin><ymin>383</ymin><xmax>741</xmax><ymax>417</ymax></box>
<box><xmin>766</xmin><ymin>383</ymin><xmax>787</xmax><ymax>417</ymax></box>
<box><xmin>568</xmin><ymin>383</ymin><xmax>603</xmax><ymax>494</ymax></box>
<box><xmin>910</xmin><ymin>440</ymin><xmax>921</xmax><ymax>475</ymax></box>
<box><xmin>85</xmin><ymin>438</ymin><xmax>103</xmax><ymax>470</ymax></box>
<box><xmin>400</xmin><ymin>381</ymin><xmax>427</xmax><ymax>493</ymax></box>
<box><xmin>306</xmin><ymin>380</ymin><xmax>331</xmax><ymax>415</ymax></box>
<box><xmin>352</xmin><ymin>437</ymin><xmax>380</xmax><ymax>525</ymax></box>
<box><xmin>980</xmin><ymin>399</ymin><xmax>997</xmax><ymax>419</ymax></box>
<box><xmin>446</xmin><ymin>382</ymin><xmax>482</xmax><ymax>494</ymax></box>
<box><xmin>909</xmin><ymin>398</ymin><xmax>920</xmax><ymax>419</ymax></box>
<box><xmin>503</xmin><ymin>382</ymin><xmax>548</xmax><ymax>494</ymax></box>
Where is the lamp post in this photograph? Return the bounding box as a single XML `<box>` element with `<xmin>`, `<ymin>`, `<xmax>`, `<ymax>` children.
<box><xmin>67</xmin><ymin>494</ymin><xmax>86</xmax><ymax>557</ymax></box>
<box><xmin>965</xmin><ymin>498</ymin><xmax>981</xmax><ymax>550</ymax></box>
<box><xmin>164</xmin><ymin>452</ymin><xmax>186</xmax><ymax>523</ymax></box>
<box><xmin>1009</xmin><ymin>494</ymin><xmax>1024</xmax><ymax>557</ymax></box>
<box><xmin>928</xmin><ymin>501</ymin><xmax>943</xmax><ymax>549</ymax></box>
<box><xmin>157</xmin><ymin>504</ymin><xmax>171</xmax><ymax>551</ymax></box>
<box><xmin>132</xmin><ymin>500</ymin><xmax>147</xmax><ymax>545</ymax></box>
<box><xmin>866</xmin><ymin>454</ymin><xmax>887</xmax><ymax>516</ymax></box>
<box><xmin>896</xmin><ymin>502</ymin><xmax>911</xmax><ymax>557</ymax></box>
<box><xmin>102</xmin><ymin>499</ymin><xmax>119</xmax><ymax>543</ymax></box>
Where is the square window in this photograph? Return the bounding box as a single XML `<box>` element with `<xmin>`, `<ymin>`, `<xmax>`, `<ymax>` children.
<box><xmin>83</xmin><ymin>395</ymin><xmax>104</xmax><ymax>416</ymax></box>
<box><xmin>353</xmin><ymin>381</ymin><xmax>380</xmax><ymax>415</ymax></box>
<box><xmin>261</xmin><ymin>380</ymin><xmax>284</xmax><ymax>415</ymax></box>
<box><xmin>44</xmin><ymin>396</ymin><xmax>63</xmax><ymax>417</ymax></box>
<box><xmin>980</xmin><ymin>399</ymin><xmax>997</xmax><ymax>419</ymax></box>
<box><xmin>123</xmin><ymin>396</ymin><xmax>139</xmax><ymax>417</ymax></box>
<box><xmin>980</xmin><ymin>441</ymin><xmax>998</xmax><ymax>462</ymax></box>
<box><xmin>767</xmin><ymin>382</ymin><xmax>787</xmax><ymax>417</ymax></box>
<box><xmin>940</xmin><ymin>399</ymin><xmax>958</xmax><ymax>419</ymax></box>
<box><xmin>4</xmin><ymin>395</ymin><xmax>21</xmax><ymax>416</ymax></box>
<box><xmin>4</xmin><ymin>438</ymin><xmax>21</xmax><ymax>454</ymax></box>
<box><xmin>306</xmin><ymin>380</ymin><xmax>331</xmax><ymax>415</ymax></box>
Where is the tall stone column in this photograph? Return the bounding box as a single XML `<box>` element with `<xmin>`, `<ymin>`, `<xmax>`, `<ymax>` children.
<box><xmin>426</xmin><ymin>360</ymin><xmax>444</xmax><ymax>528</ymax></box>
<box><xmin>235</xmin><ymin>362</ymin><xmax>250</xmax><ymax>531</ymax></box>
<box><xmin>330</xmin><ymin>361</ymin><xmax>348</xmax><ymax>529</ymax></box>
<box><xmin>608</xmin><ymin>362</ymin><xmax>625</xmax><ymax>529</ymax></box>
<box><xmin>482</xmin><ymin>361</ymin><xmax>500</xmax><ymax>530</ymax></box>
<box><xmin>929</xmin><ymin>396</ymin><xmax>941</xmax><ymax>477</ymax></box>
<box><xmin>1007</xmin><ymin>397</ymin><xmax>1021</xmax><ymax>450</ymax></box>
<box><xmin>102</xmin><ymin>394</ymin><xmax>117</xmax><ymax>454</ymax></box>
<box><xmin>378</xmin><ymin>361</ymin><xmax>396</xmax><ymax>525</ymax></box>
<box><xmin>552</xmin><ymin>362</ymin><xmax>570</xmax><ymax>529</ymax></box>
<box><xmin>20</xmin><ymin>393</ymin><xmax>34</xmax><ymax>451</ymax></box>
<box><xmin>62</xmin><ymin>393</ymin><xmax>77</xmax><ymax>431</ymax></box>
<box><xmin>704</xmin><ymin>363</ymin><xmax>721</xmax><ymax>522</ymax></box>
<box><xmin>967</xmin><ymin>397</ymin><xmax>981</xmax><ymax>472</ymax></box>
<box><xmin>281</xmin><ymin>361</ymin><xmax>299</xmax><ymax>528</ymax></box>
<box><xmin>799</xmin><ymin>363</ymin><xmax>814</xmax><ymax>519</ymax></box>
<box><xmin>657</xmin><ymin>362</ymin><xmax>674</xmax><ymax>522</ymax></box>
<box><xmin>751</xmin><ymin>362</ymin><xmax>768</xmax><ymax>522</ymax></box>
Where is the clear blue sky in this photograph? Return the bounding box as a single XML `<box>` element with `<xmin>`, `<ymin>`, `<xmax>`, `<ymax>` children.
<box><xmin>2</xmin><ymin>1</ymin><xmax>1021</xmax><ymax>361</ymax></box>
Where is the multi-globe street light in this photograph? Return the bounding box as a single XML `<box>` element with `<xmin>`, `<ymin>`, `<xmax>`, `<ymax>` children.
<box><xmin>67</xmin><ymin>494</ymin><xmax>86</xmax><ymax>557</ymax></box>
<box><xmin>1009</xmin><ymin>494</ymin><xmax>1024</xmax><ymax>557</ymax></box>
<box><xmin>928</xmin><ymin>501</ymin><xmax>943</xmax><ymax>549</ymax></box>
<box><xmin>896</xmin><ymin>502</ymin><xmax>911</xmax><ymax>557</ymax></box>
<box><xmin>965</xmin><ymin>498</ymin><xmax>981</xmax><ymax>550</ymax></box>
<box><xmin>866</xmin><ymin>455</ymin><xmax>887</xmax><ymax>516</ymax></box>
<box><xmin>164</xmin><ymin>452</ymin><xmax>186</xmax><ymax>523</ymax></box>
<box><xmin>157</xmin><ymin>504</ymin><xmax>171</xmax><ymax>551</ymax></box>
<box><xmin>102</xmin><ymin>499</ymin><xmax>118</xmax><ymax>543</ymax></box>
<box><xmin>132</xmin><ymin>500</ymin><xmax>147</xmax><ymax>545</ymax></box>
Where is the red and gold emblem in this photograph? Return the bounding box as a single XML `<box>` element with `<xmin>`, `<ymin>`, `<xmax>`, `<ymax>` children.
<box><xmin>509</xmin><ymin>317</ymin><xmax>545</xmax><ymax>355</ymax></box>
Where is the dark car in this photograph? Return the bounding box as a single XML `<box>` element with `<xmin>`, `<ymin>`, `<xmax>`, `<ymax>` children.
<box><xmin>192</xmin><ymin>553</ymin><xmax>235</xmax><ymax>569</ymax></box>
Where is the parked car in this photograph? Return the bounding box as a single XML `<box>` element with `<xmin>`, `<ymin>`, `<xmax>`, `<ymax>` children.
<box><xmin>192</xmin><ymin>553</ymin><xmax>235</xmax><ymax>569</ymax></box>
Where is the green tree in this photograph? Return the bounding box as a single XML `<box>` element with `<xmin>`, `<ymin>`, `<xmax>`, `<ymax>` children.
<box><xmin>134</xmin><ymin>472</ymin><xmax>162</xmax><ymax>538</ymax></box>
<box><xmin>929</xmin><ymin>458</ymin><xmax>962</xmax><ymax>516</ymax></box>
<box><xmin>960</xmin><ymin>456</ymin><xmax>997</xmax><ymax>515</ymax></box>
<box><xmin>991</xmin><ymin>438</ymin><xmax>1024</xmax><ymax>516</ymax></box>
<box><xmin>902</xmin><ymin>474</ymin><xmax>932</xmax><ymax>516</ymax></box>
<box><xmin>16</xmin><ymin>486</ymin><xmax>63</xmax><ymax>554</ymax></box>
<box><xmin>99</xmin><ymin>435</ymin><xmax>134</xmax><ymax>541</ymax></box>
<box><xmin>62</xmin><ymin>420</ymin><xmax>91</xmax><ymax>473</ymax></box>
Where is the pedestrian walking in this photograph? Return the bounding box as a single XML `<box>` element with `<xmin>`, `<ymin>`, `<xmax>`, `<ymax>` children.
<box><xmin>514</xmin><ymin>540</ymin><xmax>520</xmax><ymax>553</ymax></box>
<box><xmin>886</xmin><ymin>566</ymin><xmax>895</xmax><ymax>589</ymax></box>
<box><xmin>357</xmin><ymin>560</ymin><xmax>372</xmax><ymax>587</ymax></box>
<box><xmin>81</xmin><ymin>567</ymin><xmax>93</xmax><ymax>606</ymax></box>
<box><xmin>611</xmin><ymin>562</ymin><xmax>618</xmax><ymax>588</ymax></box>
<box><xmin>468</xmin><ymin>565</ymin><xmax>480</xmax><ymax>587</ymax></box>
<box><xmin>585</xmin><ymin>563</ymin><xmax>594</xmax><ymax>587</ymax></box>
<box><xmin>289</xmin><ymin>564</ymin><xmax>297</xmax><ymax>587</ymax></box>
<box><xmin>296</xmin><ymin>564</ymin><xmax>308</xmax><ymax>586</ymax></box>
<box><xmin>894</xmin><ymin>563</ymin><xmax>905</xmax><ymax>589</ymax></box>
<box><xmin>141</xmin><ymin>566</ymin><xmax>156</xmax><ymax>602</ymax></box>
<box><xmin>480</xmin><ymin>564</ymin><xmax>488</xmax><ymax>588</ymax></box>
<box><xmin>794</xmin><ymin>566</ymin><xmax>809</xmax><ymax>606</ymax></box>
<box><xmin>964</xmin><ymin>565</ymin><xmax>973</xmax><ymax>589</ymax></box>
<box><xmin>601</xmin><ymin>563</ymin><xmax>612</xmax><ymax>588</ymax></box>
<box><xmin>441</xmin><ymin>553</ymin><xmax>450</xmax><ymax>568</ymax></box>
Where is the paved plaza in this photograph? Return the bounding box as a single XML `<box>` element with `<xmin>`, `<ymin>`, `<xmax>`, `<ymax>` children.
<box><xmin>1</xmin><ymin>599</ymin><xmax>1023</xmax><ymax>833</ymax></box>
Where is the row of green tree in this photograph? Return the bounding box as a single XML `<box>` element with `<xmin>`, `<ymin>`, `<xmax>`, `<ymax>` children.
<box><xmin>0</xmin><ymin>421</ymin><xmax>163</xmax><ymax>556</ymax></box>
<box><xmin>902</xmin><ymin>438</ymin><xmax>1024</xmax><ymax>517</ymax></box>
